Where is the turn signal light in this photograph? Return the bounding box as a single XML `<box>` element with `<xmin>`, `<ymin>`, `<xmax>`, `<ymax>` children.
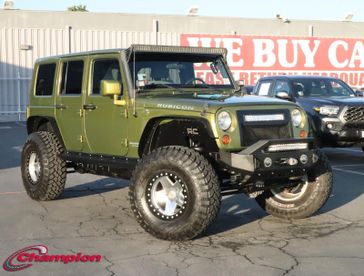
<box><xmin>299</xmin><ymin>130</ymin><xmax>308</xmax><ymax>138</ymax></box>
<box><xmin>222</xmin><ymin>135</ymin><xmax>231</xmax><ymax>145</ymax></box>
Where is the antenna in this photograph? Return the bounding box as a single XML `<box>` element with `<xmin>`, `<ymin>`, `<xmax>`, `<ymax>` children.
<box><xmin>133</xmin><ymin>50</ymin><xmax>137</xmax><ymax>117</ymax></box>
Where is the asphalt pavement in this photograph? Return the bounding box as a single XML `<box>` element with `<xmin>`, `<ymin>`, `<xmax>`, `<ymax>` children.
<box><xmin>0</xmin><ymin>122</ymin><xmax>363</xmax><ymax>276</ymax></box>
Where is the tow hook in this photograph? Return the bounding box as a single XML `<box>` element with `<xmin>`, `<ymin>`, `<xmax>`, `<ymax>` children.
<box><xmin>279</xmin><ymin>157</ymin><xmax>299</xmax><ymax>166</ymax></box>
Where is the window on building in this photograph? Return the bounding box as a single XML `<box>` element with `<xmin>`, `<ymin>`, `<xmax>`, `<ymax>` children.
<box><xmin>35</xmin><ymin>63</ymin><xmax>56</xmax><ymax>96</ymax></box>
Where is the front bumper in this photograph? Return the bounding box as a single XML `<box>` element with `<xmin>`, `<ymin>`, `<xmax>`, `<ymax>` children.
<box><xmin>219</xmin><ymin>138</ymin><xmax>318</xmax><ymax>180</ymax></box>
<box><xmin>319</xmin><ymin>118</ymin><xmax>364</xmax><ymax>143</ymax></box>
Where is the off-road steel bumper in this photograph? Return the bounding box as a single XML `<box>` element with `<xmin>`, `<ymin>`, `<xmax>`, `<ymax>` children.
<box><xmin>219</xmin><ymin>138</ymin><xmax>318</xmax><ymax>180</ymax></box>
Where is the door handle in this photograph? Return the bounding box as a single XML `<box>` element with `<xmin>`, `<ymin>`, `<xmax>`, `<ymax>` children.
<box><xmin>83</xmin><ymin>104</ymin><xmax>97</xmax><ymax>110</ymax></box>
<box><xmin>55</xmin><ymin>104</ymin><xmax>67</xmax><ymax>110</ymax></box>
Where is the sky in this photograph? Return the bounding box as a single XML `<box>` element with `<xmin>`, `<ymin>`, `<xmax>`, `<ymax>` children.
<box><xmin>9</xmin><ymin>0</ymin><xmax>364</xmax><ymax>22</ymax></box>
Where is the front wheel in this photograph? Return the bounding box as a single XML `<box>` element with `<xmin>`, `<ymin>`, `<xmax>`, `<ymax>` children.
<box><xmin>129</xmin><ymin>146</ymin><xmax>221</xmax><ymax>240</ymax></box>
<box><xmin>255</xmin><ymin>151</ymin><xmax>333</xmax><ymax>219</ymax></box>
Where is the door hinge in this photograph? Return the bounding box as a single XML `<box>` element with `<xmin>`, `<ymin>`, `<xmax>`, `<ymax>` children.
<box><xmin>124</xmin><ymin>109</ymin><xmax>128</xmax><ymax>118</ymax></box>
<box><xmin>121</xmin><ymin>138</ymin><xmax>128</xmax><ymax>147</ymax></box>
<box><xmin>79</xmin><ymin>135</ymin><xmax>84</xmax><ymax>143</ymax></box>
<box><xmin>78</xmin><ymin>109</ymin><xmax>83</xmax><ymax>117</ymax></box>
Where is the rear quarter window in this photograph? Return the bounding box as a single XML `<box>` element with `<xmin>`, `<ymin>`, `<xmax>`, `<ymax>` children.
<box><xmin>35</xmin><ymin>63</ymin><xmax>56</xmax><ymax>96</ymax></box>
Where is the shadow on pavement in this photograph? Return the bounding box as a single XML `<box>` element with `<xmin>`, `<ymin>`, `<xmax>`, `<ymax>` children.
<box><xmin>60</xmin><ymin>177</ymin><xmax>128</xmax><ymax>199</ymax></box>
<box><xmin>318</xmin><ymin>149</ymin><xmax>364</xmax><ymax>214</ymax></box>
<box><xmin>206</xmin><ymin>194</ymin><xmax>267</xmax><ymax>236</ymax></box>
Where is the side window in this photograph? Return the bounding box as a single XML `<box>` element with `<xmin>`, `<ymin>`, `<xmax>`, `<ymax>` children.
<box><xmin>92</xmin><ymin>59</ymin><xmax>122</xmax><ymax>94</ymax></box>
<box><xmin>60</xmin><ymin>60</ymin><xmax>84</xmax><ymax>95</ymax></box>
<box><xmin>329</xmin><ymin>80</ymin><xmax>351</xmax><ymax>96</ymax></box>
<box><xmin>35</xmin><ymin>63</ymin><xmax>56</xmax><ymax>96</ymax></box>
<box><xmin>256</xmin><ymin>81</ymin><xmax>272</xmax><ymax>96</ymax></box>
<box><xmin>273</xmin><ymin>80</ymin><xmax>290</xmax><ymax>95</ymax></box>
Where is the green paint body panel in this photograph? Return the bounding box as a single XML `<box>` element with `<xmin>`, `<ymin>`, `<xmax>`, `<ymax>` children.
<box><xmin>27</xmin><ymin>46</ymin><xmax>310</xmax><ymax>159</ymax></box>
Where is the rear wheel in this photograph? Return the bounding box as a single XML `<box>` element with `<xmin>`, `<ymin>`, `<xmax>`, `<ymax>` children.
<box><xmin>129</xmin><ymin>146</ymin><xmax>221</xmax><ymax>240</ymax></box>
<box><xmin>21</xmin><ymin>131</ymin><xmax>66</xmax><ymax>201</ymax></box>
<box><xmin>256</xmin><ymin>151</ymin><xmax>333</xmax><ymax>219</ymax></box>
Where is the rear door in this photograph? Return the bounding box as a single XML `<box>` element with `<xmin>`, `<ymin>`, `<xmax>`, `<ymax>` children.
<box><xmin>55</xmin><ymin>58</ymin><xmax>86</xmax><ymax>152</ymax></box>
<box><xmin>82</xmin><ymin>55</ymin><xmax>128</xmax><ymax>156</ymax></box>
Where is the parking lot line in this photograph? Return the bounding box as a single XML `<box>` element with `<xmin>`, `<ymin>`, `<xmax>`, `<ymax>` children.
<box><xmin>0</xmin><ymin>126</ymin><xmax>12</xmax><ymax>129</ymax></box>
<box><xmin>333</xmin><ymin>167</ymin><xmax>364</xmax><ymax>176</ymax></box>
<box><xmin>0</xmin><ymin>191</ymin><xmax>25</xmax><ymax>195</ymax></box>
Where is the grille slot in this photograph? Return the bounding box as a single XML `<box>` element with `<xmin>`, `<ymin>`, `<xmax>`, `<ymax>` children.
<box><xmin>343</xmin><ymin>106</ymin><xmax>364</xmax><ymax>123</ymax></box>
<box><xmin>237</xmin><ymin>110</ymin><xmax>293</xmax><ymax>147</ymax></box>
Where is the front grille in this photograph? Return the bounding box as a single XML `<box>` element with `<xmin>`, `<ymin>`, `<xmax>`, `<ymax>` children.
<box><xmin>343</xmin><ymin>106</ymin><xmax>364</xmax><ymax>123</ymax></box>
<box><xmin>237</xmin><ymin>110</ymin><xmax>293</xmax><ymax>147</ymax></box>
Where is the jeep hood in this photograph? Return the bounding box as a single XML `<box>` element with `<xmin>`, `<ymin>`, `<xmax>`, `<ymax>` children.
<box><xmin>137</xmin><ymin>94</ymin><xmax>297</xmax><ymax>113</ymax></box>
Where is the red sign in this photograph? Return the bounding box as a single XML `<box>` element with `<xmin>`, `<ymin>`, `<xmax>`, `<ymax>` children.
<box><xmin>181</xmin><ymin>34</ymin><xmax>364</xmax><ymax>87</ymax></box>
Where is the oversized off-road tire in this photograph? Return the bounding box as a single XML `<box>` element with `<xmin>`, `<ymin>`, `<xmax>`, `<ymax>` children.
<box><xmin>129</xmin><ymin>146</ymin><xmax>221</xmax><ymax>240</ymax></box>
<box><xmin>255</xmin><ymin>151</ymin><xmax>333</xmax><ymax>219</ymax></box>
<box><xmin>21</xmin><ymin>131</ymin><xmax>66</xmax><ymax>201</ymax></box>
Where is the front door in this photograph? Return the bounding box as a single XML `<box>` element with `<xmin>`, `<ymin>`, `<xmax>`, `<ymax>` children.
<box><xmin>55</xmin><ymin>59</ymin><xmax>86</xmax><ymax>152</ymax></box>
<box><xmin>83</xmin><ymin>55</ymin><xmax>128</xmax><ymax>156</ymax></box>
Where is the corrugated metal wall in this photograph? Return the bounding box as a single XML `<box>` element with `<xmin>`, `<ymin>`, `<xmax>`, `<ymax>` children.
<box><xmin>0</xmin><ymin>27</ymin><xmax>180</xmax><ymax>122</ymax></box>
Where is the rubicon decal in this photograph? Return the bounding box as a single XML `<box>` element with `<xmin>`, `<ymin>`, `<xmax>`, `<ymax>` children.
<box><xmin>3</xmin><ymin>245</ymin><xmax>102</xmax><ymax>272</ymax></box>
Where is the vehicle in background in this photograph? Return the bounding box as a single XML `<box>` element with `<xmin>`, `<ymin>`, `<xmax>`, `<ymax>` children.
<box><xmin>243</xmin><ymin>85</ymin><xmax>255</xmax><ymax>95</ymax></box>
<box><xmin>254</xmin><ymin>75</ymin><xmax>364</xmax><ymax>150</ymax></box>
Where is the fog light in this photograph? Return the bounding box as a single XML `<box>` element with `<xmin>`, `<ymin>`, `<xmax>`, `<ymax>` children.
<box><xmin>300</xmin><ymin>154</ymin><xmax>308</xmax><ymax>164</ymax></box>
<box><xmin>264</xmin><ymin>157</ymin><xmax>272</xmax><ymax>168</ymax></box>
<box><xmin>327</xmin><ymin>123</ymin><xmax>333</xmax><ymax>129</ymax></box>
<box><xmin>222</xmin><ymin>135</ymin><xmax>231</xmax><ymax>145</ymax></box>
<box><xmin>287</xmin><ymin>158</ymin><xmax>298</xmax><ymax>166</ymax></box>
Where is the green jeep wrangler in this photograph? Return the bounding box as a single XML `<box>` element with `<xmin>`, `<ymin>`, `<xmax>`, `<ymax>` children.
<box><xmin>22</xmin><ymin>45</ymin><xmax>333</xmax><ymax>240</ymax></box>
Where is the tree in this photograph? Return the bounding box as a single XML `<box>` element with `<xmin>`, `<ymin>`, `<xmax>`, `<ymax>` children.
<box><xmin>67</xmin><ymin>5</ymin><xmax>88</xmax><ymax>12</ymax></box>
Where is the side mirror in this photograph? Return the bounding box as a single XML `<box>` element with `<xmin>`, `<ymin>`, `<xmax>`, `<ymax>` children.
<box><xmin>276</xmin><ymin>91</ymin><xmax>291</xmax><ymax>100</ymax></box>
<box><xmin>101</xmin><ymin>80</ymin><xmax>122</xmax><ymax>97</ymax></box>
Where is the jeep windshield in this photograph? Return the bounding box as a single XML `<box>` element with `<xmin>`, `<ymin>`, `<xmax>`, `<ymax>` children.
<box><xmin>128</xmin><ymin>53</ymin><xmax>235</xmax><ymax>93</ymax></box>
<box><xmin>291</xmin><ymin>78</ymin><xmax>355</xmax><ymax>97</ymax></box>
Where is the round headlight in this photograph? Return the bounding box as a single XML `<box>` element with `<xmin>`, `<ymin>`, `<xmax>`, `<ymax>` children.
<box><xmin>217</xmin><ymin>111</ymin><xmax>232</xmax><ymax>131</ymax></box>
<box><xmin>291</xmin><ymin>109</ymin><xmax>303</xmax><ymax>127</ymax></box>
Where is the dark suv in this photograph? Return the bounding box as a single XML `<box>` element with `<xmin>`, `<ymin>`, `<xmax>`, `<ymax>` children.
<box><xmin>254</xmin><ymin>75</ymin><xmax>364</xmax><ymax>149</ymax></box>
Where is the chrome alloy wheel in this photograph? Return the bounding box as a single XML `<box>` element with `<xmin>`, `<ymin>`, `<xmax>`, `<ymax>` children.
<box><xmin>271</xmin><ymin>175</ymin><xmax>309</xmax><ymax>202</ymax></box>
<box><xmin>28</xmin><ymin>152</ymin><xmax>41</xmax><ymax>183</ymax></box>
<box><xmin>146</xmin><ymin>172</ymin><xmax>188</xmax><ymax>220</ymax></box>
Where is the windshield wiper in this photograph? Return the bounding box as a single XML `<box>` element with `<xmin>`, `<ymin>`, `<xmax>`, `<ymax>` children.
<box><xmin>139</xmin><ymin>83</ymin><xmax>184</xmax><ymax>94</ymax></box>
